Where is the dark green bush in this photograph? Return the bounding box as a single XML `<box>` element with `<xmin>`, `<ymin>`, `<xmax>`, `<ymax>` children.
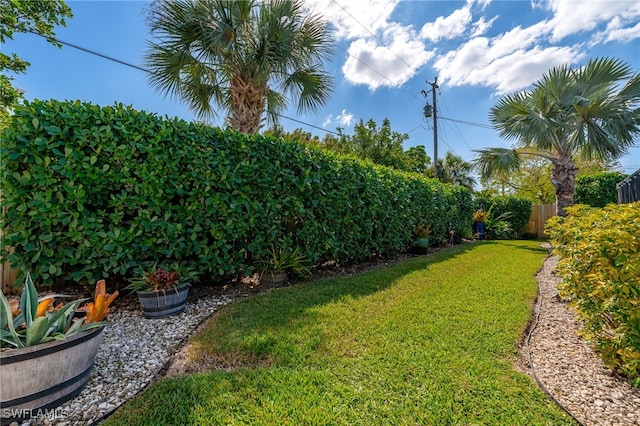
<box><xmin>575</xmin><ymin>172</ymin><xmax>627</xmax><ymax>207</ymax></box>
<box><xmin>1</xmin><ymin>100</ymin><xmax>471</xmax><ymax>286</ymax></box>
<box><xmin>473</xmin><ymin>195</ymin><xmax>532</xmax><ymax>239</ymax></box>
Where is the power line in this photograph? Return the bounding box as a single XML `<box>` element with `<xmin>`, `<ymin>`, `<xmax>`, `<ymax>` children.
<box><xmin>274</xmin><ymin>113</ymin><xmax>340</xmax><ymax>136</ymax></box>
<box><xmin>27</xmin><ymin>28</ymin><xmax>493</xmax><ymax>139</ymax></box>
<box><xmin>438</xmin><ymin>93</ymin><xmax>476</xmax><ymax>152</ymax></box>
<box><xmin>25</xmin><ymin>30</ymin><xmax>342</xmax><ymax>136</ymax></box>
<box><xmin>27</xmin><ymin>30</ymin><xmax>147</xmax><ymax>72</ymax></box>
<box><xmin>439</xmin><ymin>116</ymin><xmax>494</xmax><ymax>130</ymax></box>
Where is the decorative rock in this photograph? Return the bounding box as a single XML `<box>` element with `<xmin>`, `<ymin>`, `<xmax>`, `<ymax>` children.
<box><xmin>19</xmin><ymin>255</ymin><xmax>639</xmax><ymax>425</ymax></box>
<box><xmin>528</xmin><ymin>254</ymin><xmax>640</xmax><ymax>426</ymax></box>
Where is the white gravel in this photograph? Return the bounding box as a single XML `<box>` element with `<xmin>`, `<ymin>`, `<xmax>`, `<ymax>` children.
<box><xmin>22</xmin><ymin>292</ymin><xmax>241</xmax><ymax>426</ymax></box>
<box><xmin>16</xmin><ymin>252</ymin><xmax>640</xmax><ymax>425</ymax></box>
<box><xmin>527</xmin><ymin>254</ymin><xmax>640</xmax><ymax>426</ymax></box>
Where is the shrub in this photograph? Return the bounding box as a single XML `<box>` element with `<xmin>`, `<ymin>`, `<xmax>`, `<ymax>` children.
<box><xmin>473</xmin><ymin>195</ymin><xmax>532</xmax><ymax>239</ymax></box>
<box><xmin>1</xmin><ymin>100</ymin><xmax>471</xmax><ymax>286</ymax></box>
<box><xmin>546</xmin><ymin>202</ymin><xmax>640</xmax><ymax>386</ymax></box>
<box><xmin>575</xmin><ymin>172</ymin><xmax>627</xmax><ymax>207</ymax></box>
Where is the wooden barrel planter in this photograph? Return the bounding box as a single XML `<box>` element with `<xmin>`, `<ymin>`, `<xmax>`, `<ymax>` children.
<box><xmin>260</xmin><ymin>270</ymin><xmax>288</xmax><ymax>288</ymax></box>
<box><xmin>0</xmin><ymin>327</ymin><xmax>104</xmax><ymax>424</ymax></box>
<box><xmin>136</xmin><ymin>285</ymin><xmax>189</xmax><ymax>318</ymax></box>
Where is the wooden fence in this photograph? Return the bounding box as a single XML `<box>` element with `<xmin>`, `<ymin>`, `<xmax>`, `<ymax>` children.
<box><xmin>1</xmin><ymin>191</ymin><xmax>19</xmax><ymax>294</ymax></box>
<box><xmin>527</xmin><ymin>204</ymin><xmax>556</xmax><ymax>238</ymax></box>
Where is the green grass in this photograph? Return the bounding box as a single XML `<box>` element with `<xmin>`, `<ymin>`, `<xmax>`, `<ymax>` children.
<box><xmin>105</xmin><ymin>241</ymin><xmax>575</xmax><ymax>425</ymax></box>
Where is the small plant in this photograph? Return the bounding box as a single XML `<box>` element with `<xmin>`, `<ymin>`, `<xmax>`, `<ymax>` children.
<box><xmin>414</xmin><ymin>222</ymin><xmax>431</xmax><ymax>238</ymax></box>
<box><xmin>0</xmin><ymin>274</ymin><xmax>117</xmax><ymax>349</ymax></box>
<box><xmin>78</xmin><ymin>279</ymin><xmax>119</xmax><ymax>323</ymax></box>
<box><xmin>256</xmin><ymin>246</ymin><xmax>312</xmax><ymax>278</ymax></box>
<box><xmin>126</xmin><ymin>262</ymin><xmax>199</xmax><ymax>293</ymax></box>
<box><xmin>473</xmin><ymin>210</ymin><xmax>488</xmax><ymax>222</ymax></box>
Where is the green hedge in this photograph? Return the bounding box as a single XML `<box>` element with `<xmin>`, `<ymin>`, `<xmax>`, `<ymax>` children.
<box><xmin>473</xmin><ymin>195</ymin><xmax>532</xmax><ymax>239</ymax></box>
<box><xmin>546</xmin><ymin>203</ymin><xmax>640</xmax><ymax>386</ymax></box>
<box><xmin>575</xmin><ymin>172</ymin><xmax>627</xmax><ymax>207</ymax></box>
<box><xmin>1</xmin><ymin>100</ymin><xmax>471</xmax><ymax>286</ymax></box>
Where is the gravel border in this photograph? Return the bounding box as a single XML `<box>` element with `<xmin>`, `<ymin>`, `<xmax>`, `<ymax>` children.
<box><xmin>23</xmin><ymin>291</ymin><xmax>245</xmax><ymax>426</ymax></box>
<box><xmin>16</xmin><ymin>252</ymin><xmax>640</xmax><ymax>425</ymax></box>
<box><xmin>527</xmin><ymin>254</ymin><xmax>640</xmax><ymax>426</ymax></box>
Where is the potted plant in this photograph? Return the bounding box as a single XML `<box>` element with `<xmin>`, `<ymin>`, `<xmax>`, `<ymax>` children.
<box><xmin>413</xmin><ymin>222</ymin><xmax>431</xmax><ymax>251</ymax></box>
<box><xmin>473</xmin><ymin>210</ymin><xmax>488</xmax><ymax>240</ymax></box>
<box><xmin>256</xmin><ymin>246</ymin><xmax>312</xmax><ymax>288</ymax></box>
<box><xmin>1</xmin><ymin>274</ymin><xmax>117</xmax><ymax>423</ymax></box>
<box><xmin>125</xmin><ymin>262</ymin><xmax>198</xmax><ymax>318</ymax></box>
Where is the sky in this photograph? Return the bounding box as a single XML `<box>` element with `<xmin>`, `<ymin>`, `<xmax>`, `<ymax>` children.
<box><xmin>4</xmin><ymin>0</ymin><xmax>640</xmax><ymax>176</ymax></box>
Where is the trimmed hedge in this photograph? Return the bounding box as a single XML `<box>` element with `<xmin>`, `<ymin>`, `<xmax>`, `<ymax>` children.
<box><xmin>1</xmin><ymin>100</ymin><xmax>472</xmax><ymax>286</ymax></box>
<box><xmin>473</xmin><ymin>195</ymin><xmax>532</xmax><ymax>239</ymax></box>
<box><xmin>575</xmin><ymin>172</ymin><xmax>627</xmax><ymax>207</ymax></box>
<box><xmin>546</xmin><ymin>203</ymin><xmax>640</xmax><ymax>386</ymax></box>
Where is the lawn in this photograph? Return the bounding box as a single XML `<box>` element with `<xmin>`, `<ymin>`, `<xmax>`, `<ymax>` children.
<box><xmin>104</xmin><ymin>241</ymin><xmax>575</xmax><ymax>425</ymax></box>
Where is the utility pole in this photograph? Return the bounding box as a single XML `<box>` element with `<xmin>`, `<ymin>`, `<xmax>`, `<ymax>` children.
<box><xmin>422</xmin><ymin>77</ymin><xmax>439</xmax><ymax>176</ymax></box>
<box><xmin>430</xmin><ymin>77</ymin><xmax>439</xmax><ymax>176</ymax></box>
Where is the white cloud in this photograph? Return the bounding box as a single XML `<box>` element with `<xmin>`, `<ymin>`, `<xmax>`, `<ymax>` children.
<box><xmin>304</xmin><ymin>0</ymin><xmax>399</xmax><ymax>40</ymax></box>
<box><xmin>545</xmin><ymin>0</ymin><xmax>640</xmax><ymax>42</ymax></box>
<box><xmin>470</xmin><ymin>16</ymin><xmax>497</xmax><ymax>37</ymax></box>
<box><xmin>592</xmin><ymin>17</ymin><xmax>640</xmax><ymax>44</ymax></box>
<box><xmin>323</xmin><ymin>109</ymin><xmax>354</xmax><ymax>127</ymax></box>
<box><xmin>309</xmin><ymin>0</ymin><xmax>638</xmax><ymax>95</ymax></box>
<box><xmin>336</xmin><ymin>109</ymin><xmax>354</xmax><ymax>126</ymax></box>
<box><xmin>342</xmin><ymin>24</ymin><xmax>434</xmax><ymax>89</ymax></box>
<box><xmin>434</xmin><ymin>34</ymin><xmax>584</xmax><ymax>94</ymax></box>
<box><xmin>420</xmin><ymin>6</ymin><xmax>472</xmax><ymax>42</ymax></box>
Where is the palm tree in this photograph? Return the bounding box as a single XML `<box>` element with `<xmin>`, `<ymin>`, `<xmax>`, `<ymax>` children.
<box><xmin>144</xmin><ymin>0</ymin><xmax>334</xmax><ymax>134</ymax></box>
<box><xmin>435</xmin><ymin>151</ymin><xmax>476</xmax><ymax>191</ymax></box>
<box><xmin>474</xmin><ymin>57</ymin><xmax>640</xmax><ymax>216</ymax></box>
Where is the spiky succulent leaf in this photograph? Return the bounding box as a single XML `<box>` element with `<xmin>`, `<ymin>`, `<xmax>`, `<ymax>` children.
<box><xmin>0</xmin><ymin>290</ymin><xmax>23</xmax><ymax>348</ymax></box>
<box><xmin>19</xmin><ymin>273</ymin><xmax>38</xmax><ymax>328</ymax></box>
<box><xmin>25</xmin><ymin>316</ymin><xmax>49</xmax><ymax>346</ymax></box>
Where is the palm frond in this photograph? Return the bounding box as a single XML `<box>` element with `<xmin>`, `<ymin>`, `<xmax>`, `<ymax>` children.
<box><xmin>472</xmin><ymin>148</ymin><xmax>522</xmax><ymax>181</ymax></box>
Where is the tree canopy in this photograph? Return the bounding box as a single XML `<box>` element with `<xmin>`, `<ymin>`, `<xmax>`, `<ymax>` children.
<box><xmin>474</xmin><ymin>57</ymin><xmax>640</xmax><ymax>216</ymax></box>
<box><xmin>0</xmin><ymin>0</ymin><xmax>72</xmax><ymax>127</ymax></box>
<box><xmin>144</xmin><ymin>0</ymin><xmax>334</xmax><ymax>134</ymax></box>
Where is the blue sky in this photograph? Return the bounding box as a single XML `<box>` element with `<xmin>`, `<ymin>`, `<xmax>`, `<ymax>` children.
<box><xmin>4</xmin><ymin>0</ymin><xmax>640</xmax><ymax>174</ymax></box>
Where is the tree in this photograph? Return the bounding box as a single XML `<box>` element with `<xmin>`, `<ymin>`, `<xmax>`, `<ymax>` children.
<box><xmin>320</xmin><ymin>118</ymin><xmax>431</xmax><ymax>174</ymax></box>
<box><xmin>480</xmin><ymin>157</ymin><xmax>555</xmax><ymax>203</ymax></box>
<box><xmin>144</xmin><ymin>0</ymin><xmax>334</xmax><ymax>134</ymax></box>
<box><xmin>0</xmin><ymin>0</ymin><xmax>72</xmax><ymax>126</ymax></box>
<box><xmin>434</xmin><ymin>152</ymin><xmax>476</xmax><ymax>191</ymax></box>
<box><xmin>263</xmin><ymin>124</ymin><xmax>321</xmax><ymax>147</ymax></box>
<box><xmin>480</xmin><ymin>157</ymin><xmax>618</xmax><ymax>205</ymax></box>
<box><xmin>474</xmin><ymin>57</ymin><xmax>640</xmax><ymax>216</ymax></box>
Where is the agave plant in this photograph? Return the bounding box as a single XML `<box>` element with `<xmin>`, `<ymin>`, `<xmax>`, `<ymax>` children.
<box><xmin>0</xmin><ymin>274</ymin><xmax>118</xmax><ymax>349</ymax></box>
<box><xmin>256</xmin><ymin>245</ymin><xmax>312</xmax><ymax>278</ymax></box>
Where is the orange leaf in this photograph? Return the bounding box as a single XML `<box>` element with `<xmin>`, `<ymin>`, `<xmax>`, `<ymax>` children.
<box><xmin>9</xmin><ymin>299</ymin><xmax>20</xmax><ymax>317</ymax></box>
<box><xmin>83</xmin><ymin>280</ymin><xmax>118</xmax><ymax>323</ymax></box>
<box><xmin>36</xmin><ymin>299</ymin><xmax>54</xmax><ymax>318</ymax></box>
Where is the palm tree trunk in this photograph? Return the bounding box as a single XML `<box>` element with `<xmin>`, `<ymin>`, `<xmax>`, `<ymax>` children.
<box><xmin>551</xmin><ymin>157</ymin><xmax>578</xmax><ymax>217</ymax></box>
<box><xmin>228</xmin><ymin>75</ymin><xmax>267</xmax><ymax>134</ymax></box>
